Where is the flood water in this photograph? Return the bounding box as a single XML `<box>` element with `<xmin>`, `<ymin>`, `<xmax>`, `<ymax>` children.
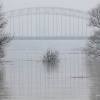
<box><xmin>0</xmin><ymin>40</ymin><xmax>94</xmax><ymax>100</ymax></box>
<box><xmin>0</xmin><ymin>51</ymin><xmax>91</xmax><ymax>100</ymax></box>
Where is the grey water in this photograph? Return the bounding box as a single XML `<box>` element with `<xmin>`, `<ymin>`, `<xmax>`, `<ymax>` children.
<box><xmin>7</xmin><ymin>40</ymin><xmax>86</xmax><ymax>52</ymax></box>
<box><xmin>0</xmin><ymin>40</ymin><xmax>92</xmax><ymax>100</ymax></box>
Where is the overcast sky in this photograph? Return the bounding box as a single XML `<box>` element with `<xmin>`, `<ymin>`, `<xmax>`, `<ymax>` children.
<box><xmin>2</xmin><ymin>0</ymin><xmax>100</xmax><ymax>12</ymax></box>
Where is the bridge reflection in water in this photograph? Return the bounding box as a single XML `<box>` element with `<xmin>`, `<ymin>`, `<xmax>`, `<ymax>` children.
<box><xmin>2</xmin><ymin>52</ymin><xmax>90</xmax><ymax>100</ymax></box>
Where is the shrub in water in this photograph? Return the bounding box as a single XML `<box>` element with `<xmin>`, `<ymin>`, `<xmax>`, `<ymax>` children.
<box><xmin>43</xmin><ymin>49</ymin><xmax>59</xmax><ymax>63</ymax></box>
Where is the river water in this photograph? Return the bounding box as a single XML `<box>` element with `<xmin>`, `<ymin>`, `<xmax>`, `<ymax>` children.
<box><xmin>0</xmin><ymin>40</ymin><xmax>92</xmax><ymax>100</ymax></box>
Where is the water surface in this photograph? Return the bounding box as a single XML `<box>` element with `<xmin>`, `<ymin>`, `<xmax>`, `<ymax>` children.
<box><xmin>0</xmin><ymin>52</ymin><xmax>91</xmax><ymax>100</ymax></box>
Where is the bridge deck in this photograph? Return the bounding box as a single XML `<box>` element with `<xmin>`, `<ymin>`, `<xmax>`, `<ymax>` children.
<box><xmin>13</xmin><ymin>36</ymin><xmax>89</xmax><ymax>40</ymax></box>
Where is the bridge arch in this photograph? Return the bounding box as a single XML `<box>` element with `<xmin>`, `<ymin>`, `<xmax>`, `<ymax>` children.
<box><xmin>5</xmin><ymin>7</ymin><xmax>88</xmax><ymax>19</ymax></box>
<box><xmin>5</xmin><ymin>7</ymin><xmax>93</xmax><ymax>40</ymax></box>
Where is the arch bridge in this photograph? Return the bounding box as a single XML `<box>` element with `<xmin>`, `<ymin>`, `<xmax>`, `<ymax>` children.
<box><xmin>5</xmin><ymin>7</ymin><xmax>93</xmax><ymax>40</ymax></box>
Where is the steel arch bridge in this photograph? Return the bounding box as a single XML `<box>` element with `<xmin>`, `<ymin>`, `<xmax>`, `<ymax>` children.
<box><xmin>5</xmin><ymin>7</ymin><xmax>93</xmax><ymax>40</ymax></box>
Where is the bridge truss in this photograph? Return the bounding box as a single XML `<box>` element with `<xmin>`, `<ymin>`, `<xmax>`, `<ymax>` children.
<box><xmin>5</xmin><ymin>7</ymin><xmax>94</xmax><ymax>40</ymax></box>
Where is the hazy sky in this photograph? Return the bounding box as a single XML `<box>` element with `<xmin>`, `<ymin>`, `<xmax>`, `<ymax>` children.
<box><xmin>2</xmin><ymin>0</ymin><xmax>100</xmax><ymax>12</ymax></box>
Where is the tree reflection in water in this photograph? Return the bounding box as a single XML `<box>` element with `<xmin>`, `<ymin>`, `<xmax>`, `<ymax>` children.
<box><xmin>43</xmin><ymin>61</ymin><xmax>59</xmax><ymax>73</ymax></box>
<box><xmin>86</xmin><ymin>57</ymin><xmax>100</xmax><ymax>100</ymax></box>
<box><xmin>0</xmin><ymin>63</ymin><xmax>8</xmax><ymax>100</ymax></box>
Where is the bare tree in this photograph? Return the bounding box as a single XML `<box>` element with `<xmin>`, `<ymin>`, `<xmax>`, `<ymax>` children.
<box><xmin>84</xmin><ymin>30</ymin><xmax>100</xmax><ymax>58</ymax></box>
<box><xmin>89</xmin><ymin>4</ymin><xmax>100</xmax><ymax>28</ymax></box>
<box><xmin>85</xmin><ymin>4</ymin><xmax>100</xmax><ymax>59</ymax></box>
<box><xmin>0</xmin><ymin>3</ymin><xmax>12</xmax><ymax>58</ymax></box>
<box><xmin>43</xmin><ymin>49</ymin><xmax>59</xmax><ymax>63</ymax></box>
<box><xmin>84</xmin><ymin>4</ymin><xmax>100</xmax><ymax>100</ymax></box>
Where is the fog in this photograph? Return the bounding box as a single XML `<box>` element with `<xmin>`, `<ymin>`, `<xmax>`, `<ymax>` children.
<box><xmin>0</xmin><ymin>0</ymin><xmax>100</xmax><ymax>100</ymax></box>
<box><xmin>2</xmin><ymin>0</ymin><xmax>100</xmax><ymax>11</ymax></box>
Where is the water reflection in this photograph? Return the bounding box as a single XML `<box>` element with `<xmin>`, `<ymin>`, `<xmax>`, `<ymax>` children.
<box><xmin>86</xmin><ymin>57</ymin><xmax>100</xmax><ymax>100</ymax></box>
<box><xmin>2</xmin><ymin>52</ymin><xmax>91</xmax><ymax>100</ymax></box>
<box><xmin>43</xmin><ymin>61</ymin><xmax>59</xmax><ymax>73</ymax></box>
<box><xmin>0</xmin><ymin>63</ymin><xmax>8</xmax><ymax>100</ymax></box>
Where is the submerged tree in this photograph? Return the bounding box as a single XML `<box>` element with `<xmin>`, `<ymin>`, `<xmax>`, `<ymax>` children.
<box><xmin>43</xmin><ymin>49</ymin><xmax>59</xmax><ymax>63</ymax></box>
<box><xmin>84</xmin><ymin>4</ymin><xmax>100</xmax><ymax>100</ymax></box>
<box><xmin>0</xmin><ymin>3</ymin><xmax>12</xmax><ymax>59</ymax></box>
<box><xmin>84</xmin><ymin>30</ymin><xmax>100</xmax><ymax>58</ymax></box>
<box><xmin>85</xmin><ymin>4</ymin><xmax>100</xmax><ymax>59</ymax></box>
